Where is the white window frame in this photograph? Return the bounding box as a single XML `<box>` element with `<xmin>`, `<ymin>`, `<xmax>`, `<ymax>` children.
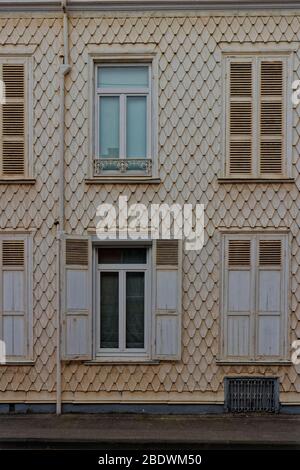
<box><xmin>0</xmin><ymin>49</ymin><xmax>34</xmax><ymax>180</ymax></box>
<box><xmin>0</xmin><ymin>232</ymin><xmax>33</xmax><ymax>363</ymax></box>
<box><xmin>88</xmin><ymin>49</ymin><xmax>158</xmax><ymax>180</ymax></box>
<box><xmin>95</xmin><ymin>63</ymin><xmax>152</xmax><ymax>160</ymax></box>
<box><xmin>220</xmin><ymin>231</ymin><xmax>289</xmax><ymax>363</ymax></box>
<box><xmin>94</xmin><ymin>245</ymin><xmax>152</xmax><ymax>360</ymax></box>
<box><xmin>221</xmin><ymin>50</ymin><xmax>293</xmax><ymax>179</ymax></box>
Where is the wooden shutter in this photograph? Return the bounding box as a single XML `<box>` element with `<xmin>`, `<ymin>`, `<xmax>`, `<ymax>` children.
<box><xmin>257</xmin><ymin>238</ymin><xmax>284</xmax><ymax>357</ymax></box>
<box><xmin>153</xmin><ymin>240</ymin><xmax>182</xmax><ymax>360</ymax></box>
<box><xmin>228</xmin><ymin>61</ymin><xmax>253</xmax><ymax>175</ymax></box>
<box><xmin>0</xmin><ymin>63</ymin><xmax>25</xmax><ymax>176</ymax></box>
<box><xmin>1</xmin><ymin>239</ymin><xmax>27</xmax><ymax>358</ymax></box>
<box><xmin>223</xmin><ymin>234</ymin><xmax>287</xmax><ymax>361</ymax></box>
<box><xmin>225</xmin><ymin>238</ymin><xmax>252</xmax><ymax>358</ymax></box>
<box><xmin>62</xmin><ymin>237</ymin><xmax>92</xmax><ymax>360</ymax></box>
<box><xmin>259</xmin><ymin>61</ymin><xmax>283</xmax><ymax>175</ymax></box>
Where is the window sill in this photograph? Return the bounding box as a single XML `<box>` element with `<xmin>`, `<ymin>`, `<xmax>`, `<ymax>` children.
<box><xmin>1</xmin><ymin>360</ymin><xmax>35</xmax><ymax>366</ymax></box>
<box><xmin>0</xmin><ymin>178</ymin><xmax>36</xmax><ymax>185</ymax></box>
<box><xmin>217</xmin><ymin>360</ymin><xmax>292</xmax><ymax>365</ymax></box>
<box><xmin>85</xmin><ymin>359</ymin><xmax>160</xmax><ymax>365</ymax></box>
<box><xmin>218</xmin><ymin>177</ymin><xmax>295</xmax><ymax>184</ymax></box>
<box><xmin>85</xmin><ymin>177</ymin><xmax>161</xmax><ymax>184</ymax></box>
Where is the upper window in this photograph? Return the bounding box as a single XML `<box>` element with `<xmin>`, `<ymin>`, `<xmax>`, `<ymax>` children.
<box><xmin>94</xmin><ymin>64</ymin><xmax>153</xmax><ymax>177</ymax></box>
<box><xmin>221</xmin><ymin>233</ymin><xmax>288</xmax><ymax>362</ymax></box>
<box><xmin>223</xmin><ymin>54</ymin><xmax>291</xmax><ymax>179</ymax></box>
<box><xmin>0</xmin><ymin>57</ymin><xmax>31</xmax><ymax>179</ymax></box>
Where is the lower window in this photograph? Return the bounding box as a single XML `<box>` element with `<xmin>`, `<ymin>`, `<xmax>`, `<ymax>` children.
<box><xmin>96</xmin><ymin>247</ymin><xmax>150</xmax><ymax>358</ymax></box>
<box><xmin>221</xmin><ymin>232</ymin><xmax>288</xmax><ymax>362</ymax></box>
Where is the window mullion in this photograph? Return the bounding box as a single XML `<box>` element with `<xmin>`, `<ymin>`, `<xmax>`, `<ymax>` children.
<box><xmin>120</xmin><ymin>94</ymin><xmax>126</xmax><ymax>159</ymax></box>
<box><xmin>96</xmin><ymin>94</ymin><xmax>100</xmax><ymax>158</ymax></box>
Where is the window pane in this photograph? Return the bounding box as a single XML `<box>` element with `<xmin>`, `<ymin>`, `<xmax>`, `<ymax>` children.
<box><xmin>98</xmin><ymin>248</ymin><xmax>147</xmax><ymax>264</ymax></box>
<box><xmin>126</xmin><ymin>272</ymin><xmax>145</xmax><ymax>349</ymax></box>
<box><xmin>100</xmin><ymin>272</ymin><xmax>119</xmax><ymax>348</ymax></box>
<box><xmin>126</xmin><ymin>96</ymin><xmax>147</xmax><ymax>158</ymax></box>
<box><xmin>98</xmin><ymin>66</ymin><xmax>148</xmax><ymax>88</ymax></box>
<box><xmin>99</xmin><ymin>96</ymin><xmax>119</xmax><ymax>158</ymax></box>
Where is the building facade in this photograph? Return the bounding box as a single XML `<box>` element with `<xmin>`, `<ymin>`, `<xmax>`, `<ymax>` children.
<box><xmin>0</xmin><ymin>0</ymin><xmax>300</xmax><ymax>412</ymax></box>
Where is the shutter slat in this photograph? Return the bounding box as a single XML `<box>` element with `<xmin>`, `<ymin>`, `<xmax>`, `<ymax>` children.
<box><xmin>2</xmin><ymin>141</ymin><xmax>25</xmax><ymax>174</ymax></box>
<box><xmin>2</xmin><ymin>64</ymin><xmax>24</xmax><ymax>98</ymax></box>
<box><xmin>66</xmin><ymin>239</ymin><xmax>89</xmax><ymax>266</ymax></box>
<box><xmin>228</xmin><ymin>240</ymin><xmax>251</xmax><ymax>267</ymax></box>
<box><xmin>1</xmin><ymin>63</ymin><xmax>25</xmax><ymax>177</ymax></box>
<box><xmin>2</xmin><ymin>240</ymin><xmax>24</xmax><ymax>267</ymax></box>
<box><xmin>260</xmin><ymin>141</ymin><xmax>282</xmax><ymax>174</ymax></box>
<box><xmin>259</xmin><ymin>240</ymin><xmax>281</xmax><ymax>266</ymax></box>
<box><xmin>156</xmin><ymin>240</ymin><xmax>178</xmax><ymax>266</ymax></box>
<box><xmin>260</xmin><ymin>61</ymin><xmax>283</xmax><ymax>175</ymax></box>
<box><xmin>230</xmin><ymin>63</ymin><xmax>252</xmax><ymax>96</ymax></box>
<box><xmin>261</xmin><ymin>102</ymin><xmax>282</xmax><ymax>136</ymax></box>
<box><xmin>229</xmin><ymin>62</ymin><xmax>252</xmax><ymax>175</ymax></box>
<box><xmin>230</xmin><ymin>102</ymin><xmax>252</xmax><ymax>134</ymax></box>
<box><xmin>2</xmin><ymin>103</ymin><xmax>24</xmax><ymax>135</ymax></box>
<box><xmin>230</xmin><ymin>141</ymin><xmax>252</xmax><ymax>174</ymax></box>
<box><xmin>261</xmin><ymin>62</ymin><xmax>283</xmax><ymax>96</ymax></box>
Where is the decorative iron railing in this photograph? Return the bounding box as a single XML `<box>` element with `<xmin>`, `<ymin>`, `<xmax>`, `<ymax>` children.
<box><xmin>94</xmin><ymin>158</ymin><xmax>152</xmax><ymax>176</ymax></box>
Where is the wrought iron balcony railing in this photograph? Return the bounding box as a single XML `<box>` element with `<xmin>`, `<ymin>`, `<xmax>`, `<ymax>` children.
<box><xmin>94</xmin><ymin>158</ymin><xmax>152</xmax><ymax>176</ymax></box>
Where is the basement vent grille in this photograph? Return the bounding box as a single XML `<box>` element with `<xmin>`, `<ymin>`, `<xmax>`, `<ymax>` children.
<box><xmin>224</xmin><ymin>377</ymin><xmax>279</xmax><ymax>413</ymax></box>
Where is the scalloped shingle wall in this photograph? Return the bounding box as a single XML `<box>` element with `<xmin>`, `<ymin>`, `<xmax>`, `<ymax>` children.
<box><xmin>0</xmin><ymin>13</ymin><xmax>299</xmax><ymax>403</ymax></box>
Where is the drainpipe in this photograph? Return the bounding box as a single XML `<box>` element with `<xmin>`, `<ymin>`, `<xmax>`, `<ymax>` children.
<box><xmin>57</xmin><ymin>0</ymin><xmax>71</xmax><ymax>416</ymax></box>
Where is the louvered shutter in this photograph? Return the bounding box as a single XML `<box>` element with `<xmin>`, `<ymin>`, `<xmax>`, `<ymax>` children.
<box><xmin>153</xmin><ymin>240</ymin><xmax>182</xmax><ymax>360</ymax></box>
<box><xmin>225</xmin><ymin>238</ymin><xmax>253</xmax><ymax>358</ymax></box>
<box><xmin>228</xmin><ymin>61</ymin><xmax>253</xmax><ymax>175</ymax></box>
<box><xmin>0</xmin><ymin>63</ymin><xmax>25</xmax><ymax>176</ymax></box>
<box><xmin>259</xmin><ymin>61</ymin><xmax>284</xmax><ymax>175</ymax></box>
<box><xmin>62</xmin><ymin>237</ymin><xmax>92</xmax><ymax>360</ymax></box>
<box><xmin>1</xmin><ymin>239</ymin><xmax>28</xmax><ymax>358</ymax></box>
<box><xmin>257</xmin><ymin>237</ymin><xmax>284</xmax><ymax>357</ymax></box>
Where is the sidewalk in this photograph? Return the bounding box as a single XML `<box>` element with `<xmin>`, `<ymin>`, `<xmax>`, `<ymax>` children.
<box><xmin>0</xmin><ymin>414</ymin><xmax>299</xmax><ymax>448</ymax></box>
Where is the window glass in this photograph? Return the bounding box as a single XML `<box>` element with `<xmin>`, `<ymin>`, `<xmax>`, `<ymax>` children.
<box><xmin>100</xmin><ymin>272</ymin><xmax>119</xmax><ymax>348</ymax></box>
<box><xmin>99</xmin><ymin>96</ymin><xmax>119</xmax><ymax>158</ymax></box>
<box><xmin>126</xmin><ymin>272</ymin><xmax>145</xmax><ymax>349</ymax></box>
<box><xmin>98</xmin><ymin>66</ymin><xmax>148</xmax><ymax>88</ymax></box>
<box><xmin>98</xmin><ymin>248</ymin><xmax>147</xmax><ymax>264</ymax></box>
<box><xmin>126</xmin><ymin>96</ymin><xmax>147</xmax><ymax>158</ymax></box>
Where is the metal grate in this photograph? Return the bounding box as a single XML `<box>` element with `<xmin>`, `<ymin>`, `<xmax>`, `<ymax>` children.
<box><xmin>224</xmin><ymin>377</ymin><xmax>279</xmax><ymax>413</ymax></box>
